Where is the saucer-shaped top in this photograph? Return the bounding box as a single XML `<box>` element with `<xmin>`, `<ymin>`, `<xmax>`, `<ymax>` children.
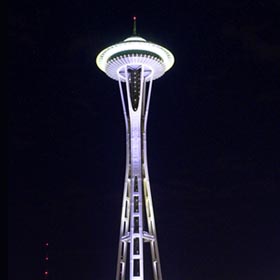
<box><xmin>96</xmin><ymin>35</ymin><xmax>174</xmax><ymax>81</ymax></box>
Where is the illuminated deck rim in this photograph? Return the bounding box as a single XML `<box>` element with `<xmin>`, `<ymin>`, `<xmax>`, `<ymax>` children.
<box><xmin>96</xmin><ymin>36</ymin><xmax>175</xmax><ymax>78</ymax></box>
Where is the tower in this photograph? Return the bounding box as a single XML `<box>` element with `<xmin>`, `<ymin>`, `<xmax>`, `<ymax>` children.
<box><xmin>96</xmin><ymin>18</ymin><xmax>174</xmax><ymax>280</ymax></box>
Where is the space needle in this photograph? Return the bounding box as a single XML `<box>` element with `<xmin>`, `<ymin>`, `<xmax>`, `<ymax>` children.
<box><xmin>96</xmin><ymin>17</ymin><xmax>174</xmax><ymax>280</ymax></box>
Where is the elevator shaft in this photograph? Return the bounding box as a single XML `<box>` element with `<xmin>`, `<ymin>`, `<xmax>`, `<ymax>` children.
<box><xmin>116</xmin><ymin>65</ymin><xmax>162</xmax><ymax>280</ymax></box>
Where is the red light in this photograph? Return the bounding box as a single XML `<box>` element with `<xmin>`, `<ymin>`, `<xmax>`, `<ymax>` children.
<box><xmin>45</xmin><ymin>242</ymin><xmax>49</xmax><ymax>246</ymax></box>
<box><xmin>45</xmin><ymin>256</ymin><xmax>49</xmax><ymax>261</ymax></box>
<box><xmin>133</xmin><ymin>16</ymin><xmax>136</xmax><ymax>20</ymax></box>
<box><xmin>44</xmin><ymin>271</ymin><xmax>48</xmax><ymax>275</ymax></box>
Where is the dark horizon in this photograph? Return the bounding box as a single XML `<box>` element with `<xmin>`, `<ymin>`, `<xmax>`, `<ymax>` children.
<box><xmin>8</xmin><ymin>1</ymin><xmax>280</xmax><ymax>279</ymax></box>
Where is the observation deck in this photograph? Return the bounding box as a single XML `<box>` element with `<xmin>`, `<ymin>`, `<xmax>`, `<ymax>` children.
<box><xmin>96</xmin><ymin>35</ymin><xmax>174</xmax><ymax>81</ymax></box>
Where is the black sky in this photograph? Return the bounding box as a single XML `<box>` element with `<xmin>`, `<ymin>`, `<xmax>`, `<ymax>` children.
<box><xmin>8</xmin><ymin>1</ymin><xmax>280</xmax><ymax>280</ymax></box>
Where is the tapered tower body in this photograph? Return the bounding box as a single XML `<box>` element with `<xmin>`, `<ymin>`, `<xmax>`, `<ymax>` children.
<box><xmin>96</xmin><ymin>20</ymin><xmax>174</xmax><ymax>280</ymax></box>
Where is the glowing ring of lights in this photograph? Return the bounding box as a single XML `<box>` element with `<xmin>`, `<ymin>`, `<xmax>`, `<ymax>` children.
<box><xmin>96</xmin><ymin>36</ymin><xmax>174</xmax><ymax>81</ymax></box>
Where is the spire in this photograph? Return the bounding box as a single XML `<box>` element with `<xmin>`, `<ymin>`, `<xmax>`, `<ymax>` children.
<box><xmin>133</xmin><ymin>16</ymin><xmax>137</xmax><ymax>35</ymax></box>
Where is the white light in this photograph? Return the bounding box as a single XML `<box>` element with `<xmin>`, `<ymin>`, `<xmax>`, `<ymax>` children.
<box><xmin>96</xmin><ymin>36</ymin><xmax>174</xmax><ymax>81</ymax></box>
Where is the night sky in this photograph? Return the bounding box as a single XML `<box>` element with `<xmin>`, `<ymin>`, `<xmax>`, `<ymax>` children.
<box><xmin>8</xmin><ymin>1</ymin><xmax>280</xmax><ymax>280</ymax></box>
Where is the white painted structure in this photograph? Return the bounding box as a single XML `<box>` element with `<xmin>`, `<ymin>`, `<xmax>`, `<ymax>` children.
<box><xmin>96</xmin><ymin>25</ymin><xmax>174</xmax><ymax>280</ymax></box>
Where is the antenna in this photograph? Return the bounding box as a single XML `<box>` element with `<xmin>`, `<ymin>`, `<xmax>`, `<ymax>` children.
<box><xmin>43</xmin><ymin>242</ymin><xmax>49</xmax><ymax>280</ymax></box>
<box><xmin>133</xmin><ymin>16</ymin><xmax>137</xmax><ymax>35</ymax></box>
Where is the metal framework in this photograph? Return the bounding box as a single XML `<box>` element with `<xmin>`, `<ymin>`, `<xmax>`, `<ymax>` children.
<box><xmin>96</xmin><ymin>27</ymin><xmax>174</xmax><ymax>280</ymax></box>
